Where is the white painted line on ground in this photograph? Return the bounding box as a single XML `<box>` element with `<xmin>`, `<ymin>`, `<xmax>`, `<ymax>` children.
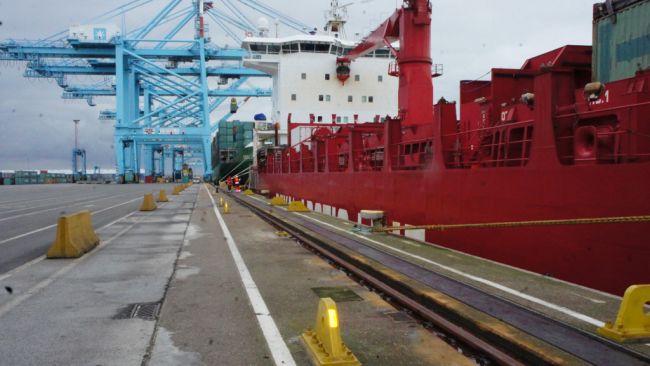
<box><xmin>0</xmin><ymin>192</ymin><xmax>135</xmax><ymax>221</ymax></box>
<box><xmin>0</xmin><ymin>211</ymin><xmax>145</xmax><ymax>319</ymax></box>
<box><xmin>398</xmin><ymin>238</ymin><xmax>422</xmax><ymax>248</ymax></box>
<box><xmin>0</xmin><ymin>224</ymin><xmax>57</xmax><ymax>247</ymax></box>
<box><xmin>0</xmin><ymin>191</ymin><xmax>133</xmax><ymax>214</ymax></box>
<box><xmin>0</xmin><ymin>196</ymin><xmax>143</xmax><ymax>246</ymax></box>
<box><xmin>205</xmin><ymin>185</ymin><xmax>296</xmax><ymax>366</ymax></box>
<box><xmin>0</xmin><ymin>195</ymin><xmax>70</xmax><ymax>209</ymax></box>
<box><xmin>295</xmin><ymin>213</ymin><xmax>607</xmax><ymax>328</ymax></box>
<box><xmin>0</xmin><ymin>209</ymin><xmax>142</xmax><ymax>282</ymax></box>
<box><xmin>0</xmin><ymin>255</ymin><xmax>45</xmax><ymax>283</ymax></box>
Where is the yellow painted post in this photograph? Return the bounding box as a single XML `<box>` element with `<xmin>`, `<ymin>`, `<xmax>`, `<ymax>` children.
<box><xmin>302</xmin><ymin>298</ymin><xmax>360</xmax><ymax>366</ymax></box>
<box><xmin>598</xmin><ymin>285</ymin><xmax>650</xmax><ymax>342</ymax></box>
<box><xmin>219</xmin><ymin>196</ymin><xmax>224</xmax><ymax>207</ymax></box>
<box><xmin>157</xmin><ymin>189</ymin><xmax>169</xmax><ymax>202</ymax></box>
<box><xmin>140</xmin><ymin>193</ymin><xmax>157</xmax><ymax>211</ymax></box>
<box><xmin>223</xmin><ymin>201</ymin><xmax>230</xmax><ymax>214</ymax></box>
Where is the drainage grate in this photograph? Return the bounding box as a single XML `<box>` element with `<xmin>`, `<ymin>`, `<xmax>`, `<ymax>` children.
<box><xmin>311</xmin><ymin>287</ymin><xmax>363</xmax><ymax>302</ymax></box>
<box><xmin>113</xmin><ymin>302</ymin><xmax>161</xmax><ymax>320</ymax></box>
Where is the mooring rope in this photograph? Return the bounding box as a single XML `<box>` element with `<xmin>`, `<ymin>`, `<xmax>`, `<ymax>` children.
<box><xmin>374</xmin><ymin>215</ymin><xmax>650</xmax><ymax>232</ymax></box>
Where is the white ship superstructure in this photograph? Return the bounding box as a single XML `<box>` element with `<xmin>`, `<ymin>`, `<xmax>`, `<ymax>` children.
<box><xmin>242</xmin><ymin>1</ymin><xmax>398</xmax><ymax>146</ymax></box>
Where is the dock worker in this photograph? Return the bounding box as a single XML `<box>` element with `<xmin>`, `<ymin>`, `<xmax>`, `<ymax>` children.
<box><xmin>234</xmin><ymin>175</ymin><xmax>241</xmax><ymax>193</ymax></box>
<box><xmin>226</xmin><ymin>176</ymin><xmax>233</xmax><ymax>192</ymax></box>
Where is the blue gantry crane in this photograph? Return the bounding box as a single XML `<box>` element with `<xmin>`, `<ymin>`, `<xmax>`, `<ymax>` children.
<box><xmin>0</xmin><ymin>0</ymin><xmax>311</xmax><ymax>183</ymax></box>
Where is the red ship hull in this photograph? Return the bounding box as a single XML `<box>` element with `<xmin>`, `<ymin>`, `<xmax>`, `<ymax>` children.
<box><xmin>254</xmin><ymin>1</ymin><xmax>650</xmax><ymax>296</ymax></box>
<box><xmin>258</xmin><ymin>161</ymin><xmax>650</xmax><ymax>295</ymax></box>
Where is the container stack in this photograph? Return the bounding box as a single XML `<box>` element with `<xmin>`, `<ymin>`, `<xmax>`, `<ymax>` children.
<box><xmin>211</xmin><ymin>120</ymin><xmax>256</xmax><ymax>182</ymax></box>
<box><xmin>9</xmin><ymin>171</ymin><xmax>73</xmax><ymax>185</ymax></box>
<box><xmin>593</xmin><ymin>0</ymin><xmax>650</xmax><ymax>83</ymax></box>
<box><xmin>1</xmin><ymin>172</ymin><xmax>15</xmax><ymax>185</ymax></box>
<box><xmin>14</xmin><ymin>171</ymin><xmax>39</xmax><ymax>185</ymax></box>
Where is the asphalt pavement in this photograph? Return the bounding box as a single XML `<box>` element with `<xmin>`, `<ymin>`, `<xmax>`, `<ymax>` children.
<box><xmin>0</xmin><ymin>183</ymin><xmax>177</xmax><ymax>274</ymax></box>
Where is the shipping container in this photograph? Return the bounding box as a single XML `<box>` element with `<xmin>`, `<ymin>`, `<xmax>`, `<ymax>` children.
<box><xmin>593</xmin><ymin>0</ymin><xmax>650</xmax><ymax>82</ymax></box>
<box><xmin>212</xmin><ymin>120</ymin><xmax>256</xmax><ymax>182</ymax></box>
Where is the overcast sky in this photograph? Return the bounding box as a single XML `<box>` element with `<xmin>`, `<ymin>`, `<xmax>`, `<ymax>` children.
<box><xmin>0</xmin><ymin>0</ymin><xmax>598</xmax><ymax>171</ymax></box>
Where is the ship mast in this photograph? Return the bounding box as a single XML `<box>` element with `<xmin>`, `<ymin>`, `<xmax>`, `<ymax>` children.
<box><xmin>324</xmin><ymin>0</ymin><xmax>350</xmax><ymax>38</ymax></box>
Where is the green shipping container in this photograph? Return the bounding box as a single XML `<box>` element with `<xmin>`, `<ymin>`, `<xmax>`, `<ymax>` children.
<box><xmin>593</xmin><ymin>0</ymin><xmax>650</xmax><ymax>83</ymax></box>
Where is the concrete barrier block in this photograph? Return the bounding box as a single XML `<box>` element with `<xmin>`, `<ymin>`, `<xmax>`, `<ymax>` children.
<box><xmin>46</xmin><ymin>210</ymin><xmax>100</xmax><ymax>258</ymax></box>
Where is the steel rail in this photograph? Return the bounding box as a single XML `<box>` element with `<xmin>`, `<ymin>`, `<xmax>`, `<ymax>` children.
<box><xmin>226</xmin><ymin>191</ymin><xmax>650</xmax><ymax>366</ymax></box>
<box><xmin>226</xmin><ymin>192</ymin><xmax>525</xmax><ymax>365</ymax></box>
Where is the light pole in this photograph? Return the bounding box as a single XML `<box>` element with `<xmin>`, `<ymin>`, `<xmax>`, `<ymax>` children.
<box><xmin>73</xmin><ymin>119</ymin><xmax>80</xmax><ymax>151</ymax></box>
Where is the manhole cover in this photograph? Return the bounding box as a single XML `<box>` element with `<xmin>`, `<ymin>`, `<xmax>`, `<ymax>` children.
<box><xmin>113</xmin><ymin>302</ymin><xmax>161</xmax><ymax>320</ymax></box>
<box><xmin>311</xmin><ymin>287</ymin><xmax>362</xmax><ymax>302</ymax></box>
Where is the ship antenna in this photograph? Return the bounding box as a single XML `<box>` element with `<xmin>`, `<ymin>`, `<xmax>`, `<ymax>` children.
<box><xmin>325</xmin><ymin>0</ymin><xmax>350</xmax><ymax>38</ymax></box>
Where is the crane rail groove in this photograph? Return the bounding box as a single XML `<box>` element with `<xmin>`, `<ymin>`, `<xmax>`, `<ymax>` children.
<box><xmin>225</xmin><ymin>190</ymin><xmax>650</xmax><ymax>366</ymax></box>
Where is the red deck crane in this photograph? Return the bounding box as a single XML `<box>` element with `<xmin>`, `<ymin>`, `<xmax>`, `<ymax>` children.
<box><xmin>336</xmin><ymin>0</ymin><xmax>434</xmax><ymax>126</ymax></box>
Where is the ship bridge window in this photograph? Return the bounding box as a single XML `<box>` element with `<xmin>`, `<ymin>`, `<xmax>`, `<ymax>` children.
<box><xmin>378</xmin><ymin>75</ymin><xmax>383</xmax><ymax>82</ymax></box>
<box><xmin>330</xmin><ymin>45</ymin><xmax>342</xmax><ymax>55</ymax></box>
<box><xmin>319</xmin><ymin>94</ymin><xmax>324</xmax><ymax>102</ymax></box>
<box><xmin>325</xmin><ymin>73</ymin><xmax>330</xmax><ymax>80</ymax></box>
<box><xmin>348</xmin><ymin>95</ymin><xmax>353</xmax><ymax>102</ymax></box>
<box><xmin>375</xmin><ymin>49</ymin><xmax>391</xmax><ymax>58</ymax></box>
<box><xmin>249</xmin><ymin>43</ymin><xmax>265</xmax><ymax>52</ymax></box>
<box><xmin>291</xmin><ymin>94</ymin><xmax>297</xmax><ymax>101</ymax></box>
<box><xmin>301</xmin><ymin>73</ymin><xmax>307</xmax><ymax>80</ymax></box>
<box><xmin>300</xmin><ymin>43</ymin><xmax>315</xmax><ymax>52</ymax></box>
<box><xmin>369</xmin><ymin>96</ymin><xmax>374</xmax><ymax>103</ymax></box>
<box><xmin>315</xmin><ymin>43</ymin><xmax>330</xmax><ymax>53</ymax></box>
<box><xmin>267</xmin><ymin>45</ymin><xmax>280</xmax><ymax>54</ymax></box>
<box><xmin>282</xmin><ymin>43</ymin><xmax>299</xmax><ymax>53</ymax></box>
<box><xmin>354</xmin><ymin>75</ymin><xmax>360</xmax><ymax>81</ymax></box>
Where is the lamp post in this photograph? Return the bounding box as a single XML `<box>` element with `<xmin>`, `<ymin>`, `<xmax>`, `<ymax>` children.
<box><xmin>73</xmin><ymin>119</ymin><xmax>80</xmax><ymax>151</ymax></box>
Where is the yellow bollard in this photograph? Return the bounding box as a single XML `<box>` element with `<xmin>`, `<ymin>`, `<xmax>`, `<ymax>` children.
<box><xmin>288</xmin><ymin>200</ymin><xmax>310</xmax><ymax>212</ymax></box>
<box><xmin>270</xmin><ymin>196</ymin><xmax>288</xmax><ymax>206</ymax></box>
<box><xmin>219</xmin><ymin>196</ymin><xmax>224</xmax><ymax>207</ymax></box>
<box><xmin>302</xmin><ymin>298</ymin><xmax>360</xmax><ymax>366</ymax></box>
<box><xmin>157</xmin><ymin>189</ymin><xmax>169</xmax><ymax>202</ymax></box>
<box><xmin>598</xmin><ymin>285</ymin><xmax>650</xmax><ymax>342</ymax></box>
<box><xmin>140</xmin><ymin>193</ymin><xmax>157</xmax><ymax>211</ymax></box>
<box><xmin>223</xmin><ymin>201</ymin><xmax>230</xmax><ymax>214</ymax></box>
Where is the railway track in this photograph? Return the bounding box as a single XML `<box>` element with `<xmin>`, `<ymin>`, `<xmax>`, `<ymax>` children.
<box><xmin>225</xmin><ymin>191</ymin><xmax>650</xmax><ymax>366</ymax></box>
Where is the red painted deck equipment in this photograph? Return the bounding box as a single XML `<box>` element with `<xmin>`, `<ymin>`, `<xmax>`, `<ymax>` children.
<box><xmin>255</xmin><ymin>0</ymin><xmax>650</xmax><ymax>295</ymax></box>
